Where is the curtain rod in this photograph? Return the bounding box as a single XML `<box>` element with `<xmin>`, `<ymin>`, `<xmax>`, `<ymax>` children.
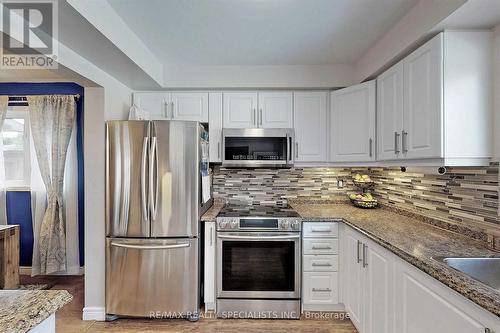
<box><xmin>3</xmin><ymin>94</ymin><xmax>80</xmax><ymax>100</ymax></box>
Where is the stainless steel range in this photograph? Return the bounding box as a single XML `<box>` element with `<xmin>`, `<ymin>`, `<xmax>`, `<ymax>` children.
<box><xmin>216</xmin><ymin>205</ymin><xmax>302</xmax><ymax>319</ymax></box>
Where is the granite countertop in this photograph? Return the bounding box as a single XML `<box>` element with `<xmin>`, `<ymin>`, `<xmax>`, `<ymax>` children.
<box><xmin>0</xmin><ymin>289</ymin><xmax>72</xmax><ymax>333</ymax></box>
<box><xmin>201</xmin><ymin>198</ymin><xmax>225</xmax><ymax>222</ymax></box>
<box><xmin>288</xmin><ymin>199</ymin><xmax>500</xmax><ymax>317</ymax></box>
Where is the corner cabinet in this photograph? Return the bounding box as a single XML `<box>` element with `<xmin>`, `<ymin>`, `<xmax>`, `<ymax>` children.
<box><xmin>204</xmin><ymin>222</ymin><xmax>216</xmax><ymax>312</ymax></box>
<box><xmin>330</xmin><ymin>81</ymin><xmax>376</xmax><ymax>162</ymax></box>
<box><xmin>377</xmin><ymin>31</ymin><xmax>493</xmax><ymax>165</ymax></box>
<box><xmin>223</xmin><ymin>92</ymin><xmax>292</xmax><ymax>129</ymax></box>
<box><xmin>132</xmin><ymin>92</ymin><xmax>208</xmax><ymax>122</ymax></box>
<box><xmin>293</xmin><ymin>92</ymin><xmax>328</xmax><ymax>162</ymax></box>
<box><xmin>342</xmin><ymin>224</ymin><xmax>500</xmax><ymax>333</ymax></box>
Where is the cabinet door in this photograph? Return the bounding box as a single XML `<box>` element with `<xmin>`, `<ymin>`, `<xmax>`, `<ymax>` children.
<box><xmin>208</xmin><ymin>92</ymin><xmax>223</xmax><ymax>163</ymax></box>
<box><xmin>133</xmin><ymin>92</ymin><xmax>169</xmax><ymax>119</ymax></box>
<box><xmin>204</xmin><ymin>222</ymin><xmax>216</xmax><ymax>310</ymax></box>
<box><xmin>258</xmin><ymin>92</ymin><xmax>293</xmax><ymax>128</ymax></box>
<box><xmin>402</xmin><ymin>34</ymin><xmax>443</xmax><ymax>159</ymax></box>
<box><xmin>343</xmin><ymin>228</ymin><xmax>363</xmax><ymax>330</ymax></box>
<box><xmin>223</xmin><ymin>92</ymin><xmax>258</xmax><ymax>128</ymax></box>
<box><xmin>171</xmin><ymin>92</ymin><xmax>208</xmax><ymax>122</ymax></box>
<box><xmin>303</xmin><ymin>272</ymin><xmax>338</xmax><ymax>305</ymax></box>
<box><xmin>394</xmin><ymin>259</ymin><xmax>485</xmax><ymax>333</ymax></box>
<box><xmin>293</xmin><ymin>92</ymin><xmax>327</xmax><ymax>162</ymax></box>
<box><xmin>330</xmin><ymin>81</ymin><xmax>376</xmax><ymax>162</ymax></box>
<box><xmin>364</xmin><ymin>241</ymin><xmax>394</xmax><ymax>333</ymax></box>
<box><xmin>377</xmin><ymin>62</ymin><xmax>404</xmax><ymax>161</ymax></box>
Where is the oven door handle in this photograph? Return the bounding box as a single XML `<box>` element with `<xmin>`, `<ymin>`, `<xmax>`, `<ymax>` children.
<box><xmin>217</xmin><ymin>234</ymin><xmax>300</xmax><ymax>240</ymax></box>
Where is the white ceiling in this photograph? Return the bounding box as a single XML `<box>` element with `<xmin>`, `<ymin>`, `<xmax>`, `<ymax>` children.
<box><xmin>107</xmin><ymin>0</ymin><xmax>418</xmax><ymax>66</ymax></box>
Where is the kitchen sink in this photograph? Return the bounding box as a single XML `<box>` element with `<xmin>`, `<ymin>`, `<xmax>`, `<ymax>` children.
<box><xmin>434</xmin><ymin>257</ymin><xmax>500</xmax><ymax>290</ymax></box>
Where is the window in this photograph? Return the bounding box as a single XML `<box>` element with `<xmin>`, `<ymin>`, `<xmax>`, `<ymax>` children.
<box><xmin>1</xmin><ymin>107</ymin><xmax>30</xmax><ymax>189</ymax></box>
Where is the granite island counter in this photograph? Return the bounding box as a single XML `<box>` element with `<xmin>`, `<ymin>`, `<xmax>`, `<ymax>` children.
<box><xmin>0</xmin><ymin>289</ymin><xmax>72</xmax><ymax>333</ymax></box>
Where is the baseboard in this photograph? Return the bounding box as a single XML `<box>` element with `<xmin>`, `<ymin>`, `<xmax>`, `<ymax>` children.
<box><xmin>83</xmin><ymin>307</ymin><xmax>106</xmax><ymax>321</ymax></box>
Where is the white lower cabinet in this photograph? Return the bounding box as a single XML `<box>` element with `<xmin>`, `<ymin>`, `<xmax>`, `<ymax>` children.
<box><xmin>343</xmin><ymin>225</ymin><xmax>393</xmax><ymax>333</ymax></box>
<box><xmin>302</xmin><ymin>222</ymin><xmax>340</xmax><ymax>311</ymax></box>
<box><xmin>342</xmin><ymin>225</ymin><xmax>500</xmax><ymax>333</ymax></box>
<box><xmin>204</xmin><ymin>222</ymin><xmax>216</xmax><ymax>311</ymax></box>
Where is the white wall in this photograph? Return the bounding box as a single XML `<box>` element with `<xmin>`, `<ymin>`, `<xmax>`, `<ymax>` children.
<box><xmin>494</xmin><ymin>24</ymin><xmax>500</xmax><ymax>161</ymax></box>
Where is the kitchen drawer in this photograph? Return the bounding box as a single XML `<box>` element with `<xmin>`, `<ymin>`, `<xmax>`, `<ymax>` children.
<box><xmin>303</xmin><ymin>272</ymin><xmax>338</xmax><ymax>305</ymax></box>
<box><xmin>303</xmin><ymin>222</ymin><xmax>338</xmax><ymax>238</ymax></box>
<box><xmin>303</xmin><ymin>255</ymin><xmax>338</xmax><ymax>272</ymax></box>
<box><xmin>303</xmin><ymin>238</ymin><xmax>338</xmax><ymax>255</ymax></box>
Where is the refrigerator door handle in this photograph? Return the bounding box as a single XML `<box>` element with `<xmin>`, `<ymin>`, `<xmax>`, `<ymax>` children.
<box><xmin>149</xmin><ymin>136</ymin><xmax>158</xmax><ymax>220</ymax></box>
<box><xmin>110</xmin><ymin>242</ymin><xmax>190</xmax><ymax>250</ymax></box>
<box><xmin>141</xmin><ymin>136</ymin><xmax>149</xmax><ymax>223</ymax></box>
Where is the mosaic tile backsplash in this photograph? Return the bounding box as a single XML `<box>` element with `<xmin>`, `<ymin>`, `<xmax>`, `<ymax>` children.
<box><xmin>213</xmin><ymin>164</ymin><xmax>500</xmax><ymax>250</ymax></box>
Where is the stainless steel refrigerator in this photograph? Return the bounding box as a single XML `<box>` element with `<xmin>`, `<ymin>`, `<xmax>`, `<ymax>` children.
<box><xmin>105</xmin><ymin>120</ymin><xmax>211</xmax><ymax>321</ymax></box>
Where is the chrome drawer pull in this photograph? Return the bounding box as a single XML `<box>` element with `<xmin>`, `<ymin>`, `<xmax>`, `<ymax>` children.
<box><xmin>311</xmin><ymin>228</ymin><xmax>332</xmax><ymax>232</ymax></box>
<box><xmin>312</xmin><ymin>288</ymin><xmax>332</xmax><ymax>292</ymax></box>
<box><xmin>312</xmin><ymin>246</ymin><xmax>332</xmax><ymax>250</ymax></box>
<box><xmin>312</xmin><ymin>263</ymin><xmax>332</xmax><ymax>267</ymax></box>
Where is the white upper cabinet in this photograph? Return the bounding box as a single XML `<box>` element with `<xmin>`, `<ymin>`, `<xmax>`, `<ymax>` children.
<box><xmin>377</xmin><ymin>62</ymin><xmax>404</xmax><ymax>161</ymax></box>
<box><xmin>293</xmin><ymin>92</ymin><xmax>327</xmax><ymax>162</ymax></box>
<box><xmin>376</xmin><ymin>31</ymin><xmax>492</xmax><ymax>165</ymax></box>
<box><xmin>132</xmin><ymin>92</ymin><xmax>208</xmax><ymax>122</ymax></box>
<box><xmin>402</xmin><ymin>34</ymin><xmax>442</xmax><ymax>159</ymax></box>
<box><xmin>223</xmin><ymin>92</ymin><xmax>292</xmax><ymax>129</ymax></box>
<box><xmin>208</xmin><ymin>92</ymin><xmax>223</xmax><ymax>163</ymax></box>
<box><xmin>258</xmin><ymin>92</ymin><xmax>293</xmax><ymax>128</ymax></box>
<box><xmin>170</xmin><ymin>92</ymin><xmax>208</xmax><ymax>122</ymax></box>
<box><xmin>330</xmin><ymin>81</ymin><xmax>376</xmax><ymax>162</ymax></box>
<box><xmin>223</xmin><ymin>92</ymin><xmax>258</xmax><ymax>128</ymax></box>
<box><xmin>133</xmin><ymin>92</ymin><xmax>169</xmax><ymax>119</ymax></box>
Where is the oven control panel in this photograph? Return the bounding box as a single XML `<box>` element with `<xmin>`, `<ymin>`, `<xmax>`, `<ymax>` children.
<box><xmin>216</xmin><ymin>217</ymin><xmax>302</xmax><ymax>231</ymax></box>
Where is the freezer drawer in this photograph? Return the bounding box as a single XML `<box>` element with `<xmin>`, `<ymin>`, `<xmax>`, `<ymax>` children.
<box><xmin>106</xmin><ymin>238</ymin><xmax>199</xmax><ymax>318</ymax></box>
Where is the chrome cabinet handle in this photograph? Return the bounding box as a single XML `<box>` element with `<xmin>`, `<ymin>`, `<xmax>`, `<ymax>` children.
<box><xmin>210</xmin><ymin>226</ymin><xmax>213</xmax><ymax>246</ymax></box>
<box><xmin>311</xmin><ymin>228</ymin><xmax>331</xmax><ymax>232</ymax></box>
<box><xmin>111</xmin><ymin>242</ymin><xmax>190</xmax><ymax>250</ymax></box>
<box><xmin>295</xmin><ymin>142</ymin><xmax>299</xmax><ymax>158</ymax></box>
<box><xmin>402</xmin><ymin>130</ymin><xmax>408</xmax><ymax>153</ymax></box>
<box><xmin>369</xmin><ymin>138</ymin><xmax>373</xmax><ymax>157</ymax></box>
<box><xmin>259</xmin><ymin>108</ymin><xmax>263</xmax><ymax>126</ymax></box>
<box><xmin>312</xmin><ymin>288</ymin><xmax>332</xmax><ymax>292</ymax></box>
<box><xmin>170</xmin><ymin>102</ymin><xmax>175</xmax><ymax>119</ymax></box>
<box><xmin>217</xmin><ymin>142</ymin><xmax>220</xmax><ymax>159</ymax></box>
<box><xmin>141</xmin><ymin>137</ymin><xmax>149</xmax><ymax>223</ymax></box>
<box><xmin>252</xmin><ymin>108</ymin><xmax>256</xmax><ymax>126</ymax></box>
<box><xmin>394</xmin><ymin>132</ymin><xmax>400</xmax><ymax>154</ymax></box>
<box><xmin>312</xmin><ymin>246</ymin><xmax>332</xmax><ymax>250</ymax></box>
<box><xmin>312</xmin><ymin>263</ymin><xmax>332</xmax><ymax>267</ymax></box>
<box><xmin>163</xmin><ymin>100</ymin><xmax>168</xmax><ymax>118</ymax></box>
<box><xmin>357</xmin><ymin>240</ymin><xmax>362</xmax><ymax>263</ymax></box>
<box><xmin>363</xmin><ymin>244</ymin><xmax>368</xmax><ymax>268</ymax></box>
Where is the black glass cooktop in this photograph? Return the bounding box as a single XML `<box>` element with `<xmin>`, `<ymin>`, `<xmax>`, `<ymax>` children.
<box><xmin>218</xmin><ymin>204</ymin><xmax>300</xmax><ymax>218</ymax></box>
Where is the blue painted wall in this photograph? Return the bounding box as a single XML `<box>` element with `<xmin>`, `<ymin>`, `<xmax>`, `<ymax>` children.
<box><xmin>1</xmin><ymin>82</ymin><xmax>85</xmax><ymax>267</ymax></box>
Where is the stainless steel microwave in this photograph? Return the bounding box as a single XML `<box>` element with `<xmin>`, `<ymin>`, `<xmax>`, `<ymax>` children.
<box><xmin>222</xmin><ymin>128</ymin><xmax>294</xmax><ymax>168</ymax></box>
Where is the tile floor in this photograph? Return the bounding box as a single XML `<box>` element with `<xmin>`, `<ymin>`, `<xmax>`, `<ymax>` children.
<box><xmin>21</xmin><ymin>275</ymin><xmax>358</xmax><ymax>333</ymax></box>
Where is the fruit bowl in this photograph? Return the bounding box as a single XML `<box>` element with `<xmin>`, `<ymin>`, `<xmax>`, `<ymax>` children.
<box><xmin>352</xmin><ymin>180</ymin><xmax>375</xmax><ymax>189</ymax></box>
<box><xmin>349</xmin><ymin>198</ymin><xmax>378</xmax><ymax>209</ymax></box>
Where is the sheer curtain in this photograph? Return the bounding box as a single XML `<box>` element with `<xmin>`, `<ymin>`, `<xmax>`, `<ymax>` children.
<box><xmin>0</xmin><ymin>96</ymin><xmax>8</xmax><ymax>225</ymax></box>
<box><xmin>28</xmin><ymin>95</ymin><xmax>79</xmax><ymax>275</ymax></box>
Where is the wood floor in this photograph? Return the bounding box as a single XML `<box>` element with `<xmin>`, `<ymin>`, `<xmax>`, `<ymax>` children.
<box><xmin>21</xmin><ymin>275</ymin><xmax>358</xmax><ymax>333</ymax></box>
